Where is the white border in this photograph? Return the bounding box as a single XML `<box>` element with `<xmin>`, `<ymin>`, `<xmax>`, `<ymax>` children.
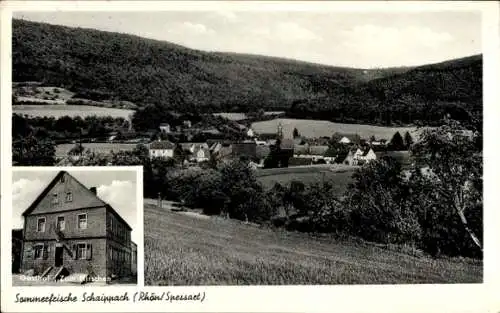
<box><xmin>1</xmin><ymin>1</ymin><xmax>499</xmax><ymax>313</ymax></box>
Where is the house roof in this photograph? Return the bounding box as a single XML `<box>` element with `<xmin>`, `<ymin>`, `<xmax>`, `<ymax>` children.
<box><xmin>309</xmin><ymin>145</ymin><xmax>329</xmax><ymax>156</ymax></box>
<box><xmin>361</xmin><ymin>147</ymin><xmax>374</xmax><ymax>156</ymax></box>
<box><xmin>218</xmin><ymin>145</ymin><xmax>233</xmax><ymax>158</ymax></box>
<box><xmin>256</xmin><ymin>145</ymin><xmax>270</xmax><ymax>159</ymax></box>
<box><xmin>21</xmin><ymin>171</ymin><xmax>132</xmax><ymax>231</ymax></box>
<box><xmin>150</xmin><ymin>140</ymin><xmax>175</xmax><ymax>149</ymax></box>
<box><xmin>375</xmin><ymin>151</ymin><xmax>412</xmax><ymax>166</ymax></box>
<box><xmin>280</xmin><ymin>138</ymin><xmax>294</xmax><ymax>150</ymax></box>
<box><xmin>294</xmin><ymin>144</ymin><xmax>309</xmax><ymax>154</ymax></box>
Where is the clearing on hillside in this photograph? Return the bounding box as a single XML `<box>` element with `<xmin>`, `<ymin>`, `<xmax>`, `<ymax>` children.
<box><xmin>12</xmin><ymin>104</ymin><xmax>134</xmax><ymax>120</ymax></box>
<box><xmin>144</xmin><ymin>204</ymin><xmax>482</xmax><ymax>285</ymax></box>
<box><xmin>251</xmin><ymin>118</ymin><xmax>422</xmax><ymax>140</ymax></box>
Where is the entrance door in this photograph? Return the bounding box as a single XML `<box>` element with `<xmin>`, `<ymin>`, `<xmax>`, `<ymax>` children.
<box><xmin>55</xmin><ymin>246</ymin><xmax>63</xmax><ymax>267</ymax></box>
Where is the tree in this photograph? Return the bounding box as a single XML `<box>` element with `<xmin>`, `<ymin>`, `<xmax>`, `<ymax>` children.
<box><xmin>388</xmin><ymin>131</ymin><xmax>405</xmax><ymax>151</ymax></box>
<box><xmin>411</xmin><ymin>118</ymin><xmax>483</xmax><ymax>254</ymax></box>
<box><xmin>68</xmin><ymin>143</ymin><xmax>84</xmax><ymax>156</ymax></box>
<box><xmin>345</xmin><ymin>157</ymin><xmax>422</xmax><ymax>244</ymax></box>
<box><xmin>293</xmin><ymin>127</ymin><xmax>300</xmax><ymax>138</ymax></box>
<box><xmin>404</xmin><ymin>131</ymin><xmax>414</xmax><ymax>149</ymax></box>
<box><xmin>13</xmin><ymin>134</ymin><xmax>56</xmax><ymax>166</ymax></box>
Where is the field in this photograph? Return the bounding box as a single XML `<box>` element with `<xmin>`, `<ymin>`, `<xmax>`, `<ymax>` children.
<box><xmin>144</xmin><ymin>203</ymin><xmax>482</xmax><ymax>285</ymax></box>
<box><xmin>251</xmin><ymin>118</ymin><xmax>422</xmax><ymax>140</ymax></box>
<box><xmin>55</xmin><ymin>143</ymin><xmax>138</xmax><ymax>158</ymax></box>
<box><xmin>213</xmin><ymin>111</ymin><xmax>286</xmax><ymax>121</ymax></box>
<box><xmin>12</xmin><ymin>104</ymin><xmax>134</xmax><ymax>120</ymax></box>
<box><xmin>255</xmin><ymin>164</ymin><xmax>357</xmax><ymax>194</ymax></box>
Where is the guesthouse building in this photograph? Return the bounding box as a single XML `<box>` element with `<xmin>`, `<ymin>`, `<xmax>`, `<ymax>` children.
<box><xmin>20</xmin><ymin>171</ymin><xmax>135</xmax><ymax>283</ymax></box>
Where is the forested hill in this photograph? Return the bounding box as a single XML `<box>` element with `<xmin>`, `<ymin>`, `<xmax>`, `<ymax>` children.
<box><xmin>13</xmin><ymin>19</ymin><xmax>482</xmax><ymax>126</ymax></box>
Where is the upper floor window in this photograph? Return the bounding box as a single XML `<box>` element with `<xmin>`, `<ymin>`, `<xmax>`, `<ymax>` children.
<box><xmin>57</xmin><ymin>216</ymin><xmax>65</xmax><ymax>231</ymax></box>
<box><xmin>37</xmin><ymin>217</ymin><xmax>46</xmax><ymax>232</ymax></box>
<box><xmin>52</xmin><ymin>193</ymin><xmax>59</xmax><ymax>205</ymax></box>
<box><xmin>78</xmin><ymin>213</ymin><xmax>87</xmax><ymax>230</ymax></box>
<box><xmin>65</xmin><ymin>192</ymin><xmax>73</xmax><ymax>202</ymax></box>
<box><xmin>60</xmin><ymin>175</ymin><xmax>65</xmax><ymax>183</ymax></box>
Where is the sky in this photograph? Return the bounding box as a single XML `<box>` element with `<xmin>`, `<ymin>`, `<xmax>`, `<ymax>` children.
<box><xmin>12</xmin><ymin>169</ymin><xmax>140</xmax><ymax>243</ymax></box>
<box><xmin>13</xmin><ymin>11</ymin><xmax>482</xmax><ymax>68</ymax></box>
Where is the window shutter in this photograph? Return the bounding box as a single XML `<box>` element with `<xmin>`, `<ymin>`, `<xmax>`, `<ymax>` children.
<box><xmin>72</xmin><ymin>244</ymin><xmax>77</xmax><ymax>259</ymax></box>
<box><xmin>86</xmin><ymin>244</ymin><xmax>92</xmax><ymax>260</ymax></box>
<box><xmin>43</xmin><ymin>244</ymin><xmax>48</xmax><ymax>259</ymax></box>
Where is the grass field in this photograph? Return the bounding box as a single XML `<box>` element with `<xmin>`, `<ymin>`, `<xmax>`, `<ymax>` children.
<box><xmin>251</xmin><ymin>118</ymin><xmax>422</xmax><ymax>140</ymax></box>
<box><xmin>144</xmin><ymin>203</ymin><xmax>482</xmax><ymax>285</ymax></box>
<box><xmin>12</xmin><ymin>104</ymin><xmax>134</xmax><ymax>120</ymax></box>
<box><xmin>255</xmin><ymin>165</ymin><xmax>357</xmax><ymax>194</ymax></box>
<box><xmin>55</xmin><ymin>143</ymin><xmax>138</xmax><ymax>158</ymax></box>
<box><xmin>213</xmin><ymin>111</ymin><xmax>286</xmax><ymax>121</ymax></box>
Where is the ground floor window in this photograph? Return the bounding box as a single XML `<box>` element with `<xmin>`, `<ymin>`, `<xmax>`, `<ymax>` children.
<box><xmin>77</xmin><ymin>243</ymin><xmax>86</xmax><ymax>259</ymax></box>
<box><xmin>34</xmin><ymin>244</ymin><xmax>43</xmax><ymax>259</ymax></box>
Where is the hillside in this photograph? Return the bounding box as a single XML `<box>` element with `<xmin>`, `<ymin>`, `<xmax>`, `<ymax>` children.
<box><xmin>13</xmin><ymin>19</ymin><xmax>482</xmax><ymax>126</ymax></box>
<box><xmin>144</xmin><ymin>203</ymin><xmax>482</xmax><ymax>285</ymax></box>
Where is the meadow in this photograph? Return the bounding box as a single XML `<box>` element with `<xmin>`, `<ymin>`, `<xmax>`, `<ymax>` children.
<box><xmin>55</xmin><ymin>143</ymin><xmax>138</xmax><ymax>158</ymax></box>
<box><xmin>144</xmin><ymin>203</ymin><xmax>482</xmax><ymax>285</ymax></box>
<box><xmin>255</xmin><ymin>164</ymin><xmax>357</xmax><ymax>193</ymax></box>
<box><xmin>251</xmin><ymin>118</ymin><xmax>422</xmax><ymax>140</ymax></box>
<box><xmin>12</xmin><ymin>104</ymin><xmax>134</xmax><ymax>120</ymax></box>
<box><xmin>213</xmin><ymin>111</ymin><xmax>285</xmax><ymax>121</ymax></box>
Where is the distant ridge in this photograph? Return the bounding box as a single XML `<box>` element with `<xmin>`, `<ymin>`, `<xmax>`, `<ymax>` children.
<box><xmin>12</xmin><ymin>18</ymin><xmax>482</xmax><ymax>126</ymax></box>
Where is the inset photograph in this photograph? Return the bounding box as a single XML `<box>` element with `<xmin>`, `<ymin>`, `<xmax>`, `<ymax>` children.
<box><xmin>12</xmin><ymin>167</ymin><xmax>140</xmax><ymax>286</ymax></box>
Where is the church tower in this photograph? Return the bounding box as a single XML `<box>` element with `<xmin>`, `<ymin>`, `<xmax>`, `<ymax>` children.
<box><xmin>277</xmin><ymin>122</ymin><xmax>283</xmax><ymax>139</ymax></box>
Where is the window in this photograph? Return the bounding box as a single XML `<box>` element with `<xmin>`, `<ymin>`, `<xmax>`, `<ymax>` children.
<box><xmin>65</xmin><ymin>192</ymin><xmax>73</xmax><ymax>202</ymax></box>
<box><xmin>60</xmin><ymin>175</ymin><xmax>65</xmax><ymax>183</ymax></box>
<box><xmin>37</xmin><ymin>217</ymin><xmax>46</xmax><ymax>232</ymax></box>
<box><xmin>34</xmin><ymin>244</ymin><xmax>43</xmax><ymax>259</ymax></box>
<box><xmin>52</xmin><ymin>193</ymin><xmax>59</xmax><ymax>204</ymax></box>
<box><xmin>78</xmin><ymin>214</ymin><xmax>87</xmax><ymax>230</ymax></box>
<box><xmin>57</xmin><ymin>216</ymin><xmax>65</xmax><ymax>231</ymax></box>
<box><xmin>77</xmin><ymin>243</ymin><xmax>86</xmax><ymax>259</ymax></box>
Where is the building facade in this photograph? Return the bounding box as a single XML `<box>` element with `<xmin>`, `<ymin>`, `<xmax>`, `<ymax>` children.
<box><xmin>149</xmin><ymin>140</ymin><xmax>175</xmax><ymax>159</ymax></box>
<box><xmin>21</xmin><ymin>171</ymin><xmax>134</xmax><ymax>282</ymax></box>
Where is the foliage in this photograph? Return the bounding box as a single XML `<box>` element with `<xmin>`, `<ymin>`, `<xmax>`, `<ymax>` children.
<box><xmin>13</xmin><ymin>133</ymin><xmax>56</xmax><ymax>166</ymax></box>
<box><xmin>403</xmin><ymin>131</ymin><xmax>414</xmax><ymax>149</ymax></box>
<box><xmin>388</xmin><ymin>131</ymin><xmax>406</xmax><ymax>151</ymax></box>
<box><xmin>13</xmin><ymin>19</ymin><xmax>482</xmax><ymax>127</ymax></box>
<box><xmin>345</xmin><ymin>158</ymin><xmax>422</xmax><ymax>244</ymax></box>
<box><xmin>410</xmin><ymin>118</ymin><xmax>483</xmax><ymax>257</ymax></box>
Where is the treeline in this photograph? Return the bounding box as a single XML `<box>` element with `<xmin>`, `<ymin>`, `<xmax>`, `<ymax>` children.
<box><xmin>12</xmin><ymin>114</ymin><xmax>131</xmax><ymax>165</ymax></box>
<box><xmin>13</xmin><ymin>114</ymin><xmax>129</xmax><ymax>141</ymax></box>
<box><xmin>13</xmin><ymin>19</ymin><xmax>482</xmax><ymax>127</ymax></box>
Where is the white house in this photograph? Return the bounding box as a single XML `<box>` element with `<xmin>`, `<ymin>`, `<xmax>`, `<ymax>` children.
<box><xmin>190</xmin><ymin>146</ymin><xmax>210</xmax><ymax>163</ymax></box>
<box><xmin>149</xmin><ymin>140</ymin><xmax>175</xmax><ymax>159</ymax></box>
<box><xmin>339</xmin><ymin>137</ymin><xmax>351</xmax><ymax>144</ymax></box>
<box><xmin>159</xmin><ymin>123</ymin><xmax>171</xmax><ymax>134</ymax></box>
<box><xmin>343</xmin><ymin>147</ymin><xmax>377</xmax><ymax>165</ymax></box>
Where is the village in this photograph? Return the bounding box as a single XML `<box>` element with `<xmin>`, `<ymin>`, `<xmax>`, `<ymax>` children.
<box><xmin>56</xmin><ymin>114</ymin><xmax>414</xmax><ymax>170</ymax></box>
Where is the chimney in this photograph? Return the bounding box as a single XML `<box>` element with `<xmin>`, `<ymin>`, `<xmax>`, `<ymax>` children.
<box><xmin>89</xmin><ymin>187</ymin><xmax>97</xmax><ymax>195</ymax></box>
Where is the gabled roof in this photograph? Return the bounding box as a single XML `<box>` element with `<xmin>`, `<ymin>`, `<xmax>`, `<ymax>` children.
<box><xmin>361</xmin><ymin>147</ymin><xmax>374</xmax><ymax>156</ymax></box>
<box><xmin>21</xmin><ymin>171</ymin><xmax>132</xmax><ymax>230</ymax></box>
<box><xmin>150</xmin><ymin>140</ymin><xmax>175</xmax><ymax>150</ymax></box>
